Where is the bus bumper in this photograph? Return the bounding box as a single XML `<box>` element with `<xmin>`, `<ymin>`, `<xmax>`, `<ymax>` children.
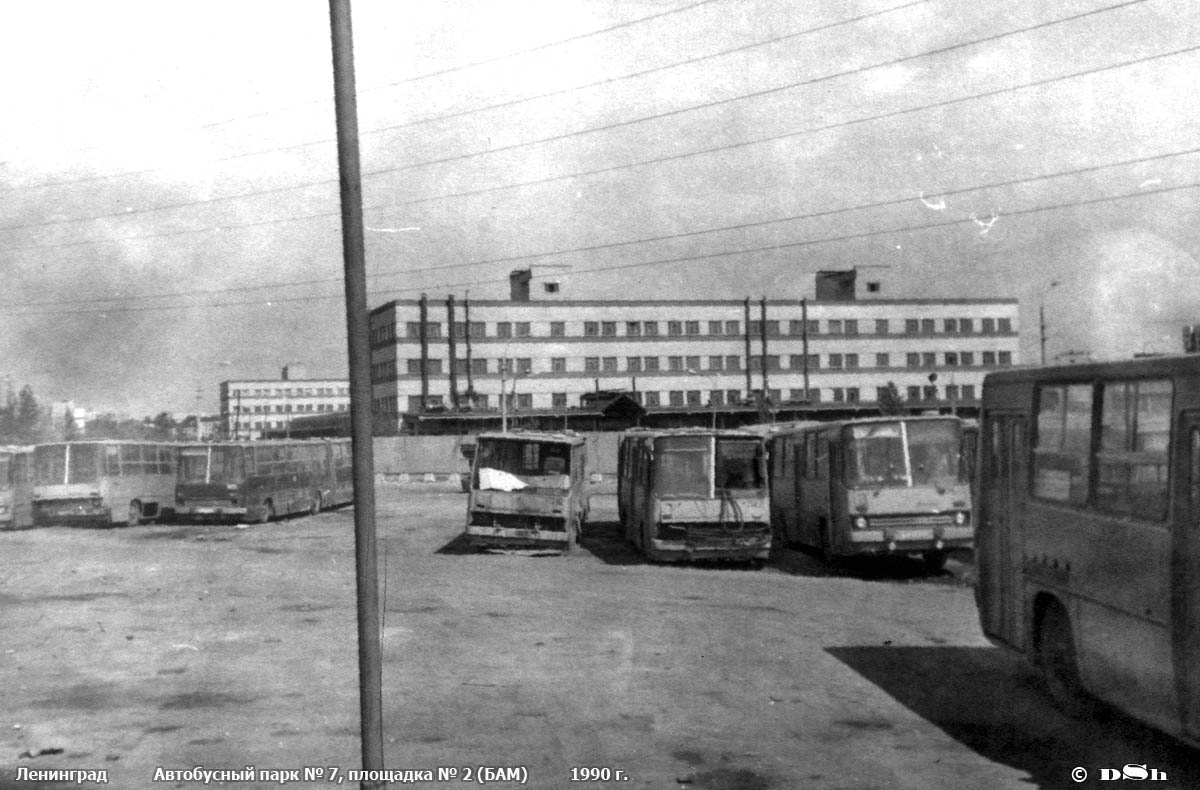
<box><xmin>33</xmin><ymin>500</ymin><xmax>112</xmax><ymax>526</ymax></box>
<box><xmin>465</xmin><ymin>524</ymin><xmax>569</xmax><ymax>550</ymax></box>
<box><xmin>846</xmin><ymin>525</ymin><xmax>973</xmax><ymax>552</ymax></box>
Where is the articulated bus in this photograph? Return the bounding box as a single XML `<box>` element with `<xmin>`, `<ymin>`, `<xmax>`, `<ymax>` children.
<box><xmin>1</xmin><ymin>446</ymin><xmax>34</xmax><ymax>530</ymax></box>
<box><xmin>976</xmin><ymin>354</ymin><xmax>1200</xmax><ymax>747</ymax></box>
<box><xmin>466</xmin><ymin>431</ymin><xmax>589</xmax><ymax>551</ymax></box>
<box><xmin>763</xmin><ymin>416</ymin><xmax>974</xmax><ymax>571</ymax></box>
<box><xmin>33</xmin><ymin>441</ymin><xmax>177</xmax><ymax>527</ymax></box>
<box><xmin>617</xmin><ymin>428</ymin><xmax>771</xmax><ymax>563</ymax></box>
<box><xmin>175</xmin><ymin>439</ymin><xmax>353</xmax><ymax>523</ymax></box>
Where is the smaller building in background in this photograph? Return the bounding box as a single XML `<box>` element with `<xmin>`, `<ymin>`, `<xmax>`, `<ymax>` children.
<box><xmin>220</xmin><ymin>364</ymin><xmax>349</xmax><ymax>440</ymax></box>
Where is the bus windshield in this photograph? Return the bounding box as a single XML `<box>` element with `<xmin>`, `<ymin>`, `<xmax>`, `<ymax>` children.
<box><xmin>179</xmin><ymin>446</ymin><xmax>245</xmax><ymax>484</ymax></box>
<box><xmin>475</xmin><ymin>439</ymin><xmax>572</xmax><ymax>491</ymax></box>
<box><xmin>654</xmin><ymin>435</ymin><xmax>711</xmax><ymax>498</ymax></box>
<box><xmin>844</xmin><ymin>420</ymin><xmax>964</xmax><ymax>488</ymax></box>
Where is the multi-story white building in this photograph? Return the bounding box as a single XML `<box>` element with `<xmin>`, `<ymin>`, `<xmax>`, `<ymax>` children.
<box><xmin>369</xmin><ymin>269</ymin><xmax>1020</xmax><ymax>432</ymax></box>
<box><xmin>219</xmin><ymin>364</ymin><xmax>349</xmax><ymax>440</ymax></box>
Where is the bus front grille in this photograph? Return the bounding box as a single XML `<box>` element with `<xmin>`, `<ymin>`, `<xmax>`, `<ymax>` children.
<box><xmin>868</xmin><ymin>514</ymin><xmax>957</xmax><ymax>529</ymax></box>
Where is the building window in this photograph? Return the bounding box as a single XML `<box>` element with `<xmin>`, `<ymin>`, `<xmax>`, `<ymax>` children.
<box><xmin>584</xmin><ymin>321</ymin><xmax>599</xmax><ymax>336</ymax></box>
<box><xmin>945</xmin><ymin>352</ymin><xmax>959</xmax><ymax>366</ymax></box>
<box><xmin>685</xmin><ymin>355</ymin><xmax>701</xmax><ymax>371</ymax></box>
<box><xmin>999</xmin><ymin>351</ymin><xmax>1013</xmax><ymax>366</ymax></box>
<box><xmin>845</xmin><ymin>354</ymin><xmax>859</xmax><ymax>369</ymax></box>
<box><xmin>982</xmin><ymin>317</ymin><xmax>996</xmax><ymax>334</ymax></box>
<box><xmin>828</xmin><ymin>354</ymin><xmax>843</xmax><ymax>369</ymax></box>
<box><xmin>789</xmin><ymin>320</ymin><xmax>804</xmax><ymax>335</ymax></box>
<box><xmin>515</xmin><ymin>322</ymin><xmax>531</xmax><ymax>337</ymax></box>
<box><xmin>644</xmin><ymin>321</ymin><xmax>659</xmax><ymax>336</ymax></box>
<box><xmin>711</xmin><ymin>391</ymin><xmax>725</xmax><ymax>406</ymax></box>
<box><xmin>725</xmin><ymin>320</ymin><xmax>739</xmax><ymax>335</ymax></box>
<box><xmin>471</xmin><ymin>358</ymin><xmax>488</xmax><ymax>374</ymax></box>
<box><xmin>961</xmin><ymin>351</ymin><xmax>975</xmax><ymax>366</ymax></box>
<box><xmin>550</xmin><ymin>358</ymin><xmax>566</xmax><ymax>373</ymax></box>
<box><xmin>765</xmin><ymin>320</ymin><xmax>780</xmax><ymax>336</ymax></box>
<box><xmin>709</xmin><ymin>321</ymin><xmax>724</xmax><ymax>335</ymax></box>
<box><xmin>584</xmin><ymin>357</ymin><xmax>599</xmax><ymax>372</ymax></box>
<box><xmin>498</xmin><ymin>358</ymin><xmax>514</xmax><ymax>374</ymax></box>
<box><xmin>644</xmin><ymin>392</ymin><xmax>660</xmax><ymax>407</ymax></box>
<box><xmin>726</xmin><ymin>389</ymin><xmax>741</xmax><ymax>403</ymax></box>
<box><xmin>923</xmin><ymin>352</ymin><xmax>936</xmax><ymax>367</ymax></box>
<box><xmin>789</xmin><ymin>388</ymin><xmax>807</xmax><ymax>402</ymax></box>
<box><xmin>921</xmin><ymin>318</ymin><xmax>935</xmax><ymax>334</ymax></box>
<box><xmin>496</xmin><ymin>322</ymin><xmax>512</xmax><ymax>338</ymax></box>
<box><xmin>516</xmin><ymin>394</ymin><xmax>532</xmax><ymax>410</ymax></box>
<box><xmin>944</xmin><ymin>318</ymin><xmax>958</xmax><ymax>334</ymax></box>
<box><xmin>668</xmin><ymin>356</ymin><xmax>684</xmax><ymax>371</ymax></box>
<box><xmin>601</xmin><ymin>321</ymin><xmax>617</xmax><ymax>337</ymax></box>
<box><xmin>875</xmin><ymin>319</ymin><xmax>889</xmax><ymax>335</ymax></box>
<box><xmin>960</xmin><ymin>318</ymin><xmax>974</xmax><ymax>333</ymax></box>
<box><xmin>685</xmin><ymin>321</ymin><xmax>700</xmax><ymax>335</ymax></box>
<box><xmin>453</xmin><ymin>322</ymin><xmax>468</xmax><ymax>338</ymax></box>
<box><xmin>709</xmin><ymin>356</ymin><xmax>724</xmax><ymax>371</ymax></box>
<box><xmin>844</xmin><ymin>319</ymin><xmax>858</xmax><ymax>336</ymax></box>
<box><xmin>962</xmin><ymin>385</ymin><xmax>976</xmax><ymax>399</ymax></box>
<box><xmin>627</xmin><ymin>357</ymin><xmax>642</xmax><ymax>372</ymax></box>
<box><xmin>907</xmin><ymin>385</ymin><xmax>921</xmax><ymax>400</ymax></box>
<box><xmin>406</xmin><ymin>359</ymin><xmax>422</xmax><ymax>374</ymax></box>
<box><xmin>544</xmin><ymin>282</ymin><xmax>560</xmax><ymax>293</ymax></box>
<box><xmin>517</xmin><ymin>358</ymin><xmax>533</xmax><ymax>374</ymax></box>
<box><xmin>552</xmin><ymin>392</ymin><xmax>567</xmax><ymax>408</ymax></box>
<box><xmin>644</xmin><ymin>357</ymin><xmax>660</xmax><ymax>371</ymax></box>
<box><xmin>668</xmin><ymin>321</ymin><xmax>683</xmax><ymax>336</ymax></box>
<box><xmin>983</xmin><ymin>351</ymin><xmax>997</xmax><ymax>365</ymax></box>
<box><xmin>924</xmin><ymin>385</ymin><xmax>938</xmax><ymax>400</ymax></box>
<box><xmin>602</xmin><ymin>357</ymin><xmax>617</xmax><ymax>372</ymax></box>
<box><xmin>550</xmin><ymin>321</ymin><xmax>565</xmax><ymax>337</ymax></box>
<box><xmin>627</xmin><ymin>321</ymin><xmax>641</xmax><ymax>336</ymax></box>
<box><xmin>875</xmin><ymin>353</ymin><xmax>890</xmax><ymax>367</ymax></box>
<box><xmin>669</xmin><ymin>391</ymin><xmax>684</xmax><ymax>406</ymax></box>
<box><xmin>451</xmin><ymin>358</ymin><xmax>468</xmax><ymax>375</ymax></box>
<box><xmin>905</xmin><ymin>318</ymin><xmax>919</xmax><ymax>334</ymax></box>
<box><xmin>832</xmin><ymin>388</ymin><xmax>845</xmax><ymax>403</ymax></box>
<box><xmin>846</xmin><ymin>388</ymin><xmax>860</xmax><ymax>402</ymax></box>
<box><xmin>686</xmin><ymin>390</ymin><xmax>702</xmax><ymax>405</ymax></box>
<box><xmin>998</xmin><ymin>318</ymin><xmax>1013</xmax><ymax>333</ymax></box>
<box><xmin>946</xmin><ymin>384</ymin><xmax>960</xmax><ymax>400</ymax></box>
<box><xmin>725</xmin><ymin>356</ymin><xmax>741</xmax><ymax>370</ymax></box>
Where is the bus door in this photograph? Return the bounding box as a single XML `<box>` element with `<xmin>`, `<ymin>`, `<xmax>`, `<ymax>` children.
<box><xmin>826</xmin><ymin>438</ymin><xmax>845</xmax><ymax>554</ymax></box>
<box><xmin>1175</xmin><ymin>411</ymin><xmax>1200</xmax><ymax>739</ymax></box>
<box><xmin>979</xmin><ymin>414</ymin><xmax>1026</xmax><ymax>647</ymax></box>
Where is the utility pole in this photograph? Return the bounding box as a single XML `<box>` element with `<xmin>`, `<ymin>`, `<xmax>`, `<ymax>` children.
<box><xmin>327</xmin><ymin>2</ymin><xmax>384</xmax><ymax>787</ymax></box>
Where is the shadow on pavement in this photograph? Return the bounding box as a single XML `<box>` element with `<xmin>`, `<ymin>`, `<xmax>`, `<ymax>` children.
<box><xmin>827</xmin><ymin>645</ymin><xmax>1200</xmax><ymax>790</ymax></box>
<box><xmin>770</xmin><ymin>544</ymin><xmax>972</xmax><ymax>585</ymax></box>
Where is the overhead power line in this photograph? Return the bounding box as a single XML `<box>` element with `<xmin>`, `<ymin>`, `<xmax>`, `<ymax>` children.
<box><xmin>0</xmin><ymin>0</ymin><xmax>1155</xmax><ymax>232</ymax></box>
<box><xmin>6</xmin><ymin>177</ymin><xmax>1198</xmax><ymax>318</ymax></box>
<box><xmin>4</xmin><ymin>144</ymin><xmax>1199</xmax><ymax>308</ymax></box>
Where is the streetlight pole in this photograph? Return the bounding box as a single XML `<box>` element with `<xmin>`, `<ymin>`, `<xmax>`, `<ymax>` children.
<box><xmin>1039</xmin><ymin>280</ymin><xmax>1060</xmax><ymax>366</ymax></box>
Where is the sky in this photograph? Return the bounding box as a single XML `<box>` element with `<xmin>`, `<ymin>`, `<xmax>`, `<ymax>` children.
<box><xmin>2</xmin><ymin>0</ymin><xmax>1199</xmax><ymax>416</ymax></box>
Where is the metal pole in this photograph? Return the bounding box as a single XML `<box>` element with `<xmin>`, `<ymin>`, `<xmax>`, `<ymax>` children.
<box><xmin>742</xmin><ymin>298</ymin><xmax>753</xmax><ymax>399</ymax></box>
<box><xmin>759</xmin><ymin>297</ymin><xmax>770</xmax><ymax>403</ymax></box>
<box><xmin>801</xmin><ymin>298</ymin><xmax>810</xmax><ymax>397</ymax></box>
<box><xmin>1039</xmin><ymin>303</ymin><xmax>1047</xmax><ymax>366</ymax></box>
<box><xmin>446</xmin><ymin>295</ymin><xmax>459</xmax><ymax>410</ymax></box>
<box><xmin>327</xmin><ymin>2</ymin><xmax>384</xmax><ymax>786</ymax></box>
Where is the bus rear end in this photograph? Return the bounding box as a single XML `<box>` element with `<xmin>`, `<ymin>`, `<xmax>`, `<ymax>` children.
<box><xmin>175</xmin><ymin>444</ymin><xmax>250</xmax><ymax>521</ymax></box>
<box><xmin>466</xmin><ymin>433</ymin><xmax>586</xmax><ymax>551</ymax></box>
<box><xmin>646</xmin><ymin>432</ymin><xmax>770</xmax><ymax>562</ymax></box>
<box><xmin>834</xmin><ymin>418</ymin><xmax>972</xmax><ymax>568</ymax></box>
<box><xmin>33</xmin><ymin>443</ymin><xmax>108</xmax><ymax>526</ymax></box>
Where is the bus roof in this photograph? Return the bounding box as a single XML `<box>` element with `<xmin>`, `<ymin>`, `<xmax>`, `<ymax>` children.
<box><xmin>621</xmin><ymin>427</ymin><xmax>766</xmax><ymax>440</ymax></box>
<box><xmin>983</xmin><ymin>353</ymin><xmax>1200</xmax><ymax>387</ymax></box>
<box><xmin>475</xmin><ymin>430</ymin><xmax>586</xmax><ymax>446</ymax></box>
<box><xmin>747</xmin><ymin>415</ymin><xmax>966</xmax><ymax>437</ymax></box>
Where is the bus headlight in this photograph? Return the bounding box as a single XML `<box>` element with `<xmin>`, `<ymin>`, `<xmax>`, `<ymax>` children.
<box><xmin>853</xmin><ymin>516</ymin><xmax>869</xmax><ymax>530</ymax></box>
<box><xmin>954</xmin><ymin>511</ymin><xmax>968</xmax><ymax>525</ymax></box>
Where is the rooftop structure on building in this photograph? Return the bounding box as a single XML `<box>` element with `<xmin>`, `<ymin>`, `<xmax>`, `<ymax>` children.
<box><xmin>369</xmin><ymin>270</ymin><xmax>1020</xmax><ymax>434</ymax></box>
<box><xmin>220</xmin><ymin>364</ymin><xmax>349</xmax><ymax>440</ymax></box>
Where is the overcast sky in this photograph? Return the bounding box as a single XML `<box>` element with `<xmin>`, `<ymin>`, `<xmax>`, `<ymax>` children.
<box><xmin>3</xmin><ymin>0</ymin><xmax>1198</xmax><ymax>416</ymax></box>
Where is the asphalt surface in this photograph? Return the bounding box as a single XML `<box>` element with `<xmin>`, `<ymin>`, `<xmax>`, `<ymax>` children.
<box><xmin>1</xmin><ymin>486</ymin><xmax>1197</xmax><ymax>790</ymax></box>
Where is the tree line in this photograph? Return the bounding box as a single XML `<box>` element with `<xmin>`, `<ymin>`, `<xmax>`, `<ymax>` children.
<box><xmin>0</xmin><ymin>386</ymin><xmax>203</xmax><ymax>445</ymax></box>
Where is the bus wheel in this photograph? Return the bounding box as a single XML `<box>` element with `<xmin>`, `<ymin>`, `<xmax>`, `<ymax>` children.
<box><xmin>922</xmin><ymin>550</ymin><xmax>948</xmax><ymax>573</ymax></box>
<box><xmin>310</xmin><ymin>495</ymin><xmax>322</xmax><ymax>516</ymax></box>
<box><xmin>126</xmin><ymin>501</ymin><xmax>142</xmax><ymax>528</ymax></box>
<box><xmin>1037</xmin><ymin>603</ymin><xmax>1094</xmax><ymax>717</ymax></box>
<box><xmin>258</xmin><ymin>502</ymin><xmax>275</xmax><ymax>524</ymax></box>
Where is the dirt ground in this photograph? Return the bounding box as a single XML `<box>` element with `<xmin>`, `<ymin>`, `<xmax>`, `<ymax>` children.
<box><xmin>2</xmin><ymin>487</ymin><xmax>1198</xmax><ymax>790</ymax></box>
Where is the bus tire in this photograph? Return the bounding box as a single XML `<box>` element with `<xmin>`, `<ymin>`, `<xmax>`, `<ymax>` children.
<box><xmin>258</xmin><ymin>501</ymin><xmax>275</xmax><ymax>524</ymax></box>
<box><xmin>1036</xmin><ymin>603</ymin><xmax>1095</xmax><ymax>718</ymax></box>
<box><xmin>126</xmin><ymin>501</ymin><xmax>142</xmax><ymax>528</ymax></box>
<box><xmin>310</xmin><ymin>494</ymin><xmax>322</xmax><ymax>516</ymax></box>
<box><xmin>923</xmin><ymin>550</ymin><xmax>948</xmax><ymax>573</ymax></box>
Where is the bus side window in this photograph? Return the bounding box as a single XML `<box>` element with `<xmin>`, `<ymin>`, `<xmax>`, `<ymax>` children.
<box><xmin>105</xmin><ymin>446</ymin><xmax>122</xmax><ymax>476</ymax></box>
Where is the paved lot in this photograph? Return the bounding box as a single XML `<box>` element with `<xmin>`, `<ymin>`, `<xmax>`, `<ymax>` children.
<box><xmin>1</xmin><ymin>487</ymin><xmax>1197</xmax><ymax>789</ymax></box>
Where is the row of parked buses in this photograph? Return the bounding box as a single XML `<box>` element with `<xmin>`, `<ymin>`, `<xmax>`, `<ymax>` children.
<box><xmin>0</xmin><ymin>439</ymin><xmax>352</xmax><ymax>529</ymax></box>
<box><xmin>462</xmin><ymin>413</ymin><xmax>977</xmax><ymax>569</ymax></box>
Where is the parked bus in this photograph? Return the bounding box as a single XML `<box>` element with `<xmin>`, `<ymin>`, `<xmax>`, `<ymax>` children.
<box><xmin>33</xmin><ymin>441</ymin><xmax>177</xmax><ymax>527</ymax></box>
<box><xmin>465</xmin><ymin>430</ymin><xmax>588</xmax><ymax>551</ymax></box>
<box><xmin>0</xmin><ymin>445</ymin><xmax>34</xmax><ymax>530</ymax></box>
<box><xmin>763</xmin><ymin>416</ymin><xmax>973</xmax><ymax>571</ymax></box>
<box><xmin>976</xmin><ymin>354</ymin><xmax>1200</xmax><ymax>747</ymax></box>
<box><xmin>617</xmin><ymin>428</ymin><xmax>771</xmax><ymax>563</ymax></box>
<box><xmin>175</xmin><ymin>439</ymin><xmax>352</xmax><ymax>523</ymax></box>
